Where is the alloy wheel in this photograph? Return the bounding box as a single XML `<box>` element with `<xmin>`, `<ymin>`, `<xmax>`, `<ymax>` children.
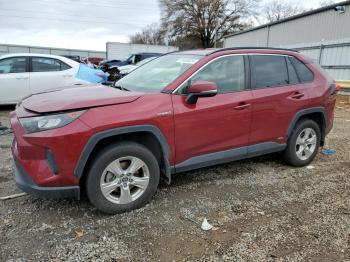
<box><xmin>295</xmin><ymin>128</ymin><xmax>317</xmax><ymax>161</ymax></box>
<box><xmin>100</xmin><ymin>156</ymin><xmax>150</xmax><ymax>204</ymax></box>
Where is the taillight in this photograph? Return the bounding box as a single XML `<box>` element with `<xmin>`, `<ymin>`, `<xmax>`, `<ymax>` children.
<box><xmin>329</xmin><ymin>82</ymin><xmax>338</xmax><ymax>95</ymax></box>
<box><xmin>335</xmin><ymin>83</ymin><xmax>341</xmax><ymax>92</ymax></box>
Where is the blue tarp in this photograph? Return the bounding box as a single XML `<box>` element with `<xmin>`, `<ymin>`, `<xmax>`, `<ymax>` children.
<box><xmin>76</xmin><ymin>64</ymin><xmax>108</xmax><ymax>84</ymax></box>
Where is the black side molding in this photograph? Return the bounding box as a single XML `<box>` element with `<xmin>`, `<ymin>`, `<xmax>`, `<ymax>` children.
<box><xmin>287</xmin><ymin>107</ymin><xmax>327</xmax><ymax>140</ymax></box>
<box><xmin>174</xmin><ymin>142</ymin><xmax>286</xmax><ymax>173</ymax></box>
<box><xmin>46</xmin><ymin>149</ymin><xmax>59</xmax><ymax>175</ymax></box>
<box><xmin>74</xmin><ymin>125</ymin><xmax>171</xmax><ymax>181</ymax></box>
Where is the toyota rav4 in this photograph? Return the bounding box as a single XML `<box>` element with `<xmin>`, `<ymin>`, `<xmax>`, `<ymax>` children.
<box><xmin>10</xmin><ymin>48</ymin><xmax>337</xmax><ymax>214</ymax></box>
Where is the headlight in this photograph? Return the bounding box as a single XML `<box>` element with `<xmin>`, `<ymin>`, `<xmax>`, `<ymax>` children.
<box><xmin>19</xmin><ymin>110</ymin><xmax>85</xmax><ymax>133</ymax></box>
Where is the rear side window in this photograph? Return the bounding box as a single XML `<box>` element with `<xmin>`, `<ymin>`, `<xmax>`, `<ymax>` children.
<box><xmin>60</xmin><ymin>62</ymin><xmax>71</xmax><ymax>71</ymax></box>
<box><xmin>32</xmin><ymin>57</ymin><xmax>71</xmax><ymax>72</ymax></box>
<box><xmin>250</xmin><ymin>55</ymin><xmax>288</xmax><ymax>88</ymax></box>
<box><xmin>0</xmin><ymin>57</ymin><xmax>27</xmax><ymax>74</ymax></box>
<box><xmin>290</xmin><ymin>57</ymin><xmax>314</xmax><ymax>83</ymax></box>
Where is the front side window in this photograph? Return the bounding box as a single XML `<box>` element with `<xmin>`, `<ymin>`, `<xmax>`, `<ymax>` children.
<box><xmin>0</xmin><ymin>57</ymin><xmax>27</xmax><ymax>74</ymax></box>
<box><xmin>179</xmin><ymin>55</ymin><xmax>245</xmax><ymax>94</ymax></box>
<box><xmin>134</xmin><ymin>54</ymin><xmax>142</xmax><ymax>63</ymax></box>
<box><xmin>32</xmin><ymin>57</ymin><xmax>70</xmax><ymax>72</ymax></box>
<box><xmin>251</xmin><ymin>55</ymin><xmax>289</xmax><ymax>88</ymax></box>
<box><xmin>116</xmin><ymin>54</ymin><xmax>202</xmax><ymax>92</ymax></box>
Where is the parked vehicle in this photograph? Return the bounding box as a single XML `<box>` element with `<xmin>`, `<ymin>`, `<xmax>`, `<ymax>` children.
<box><xmin>99</xmin><ymin>53</ymin><xmax>161</xmax><ymax>81</ymax></box>
<box><xmin>106</xmin><ymin>42</ymin><xmax>178</xmax><ymax>61</ymax></box>
<box><xmin>63</xmin><ymin>55</ymin><xmax>82</xmax><ymax>63</ymax></box>
<box><xmin>0</xmin><ymin>53</ymin><xmax>107</xmax><ymax>105</ymax></box>
<box><xmin>89</xmin><ymin>57</ymin><xmax>104</xmax><ymax>66</ymax></box>
<box><xmin>10</xmin><ymin>48</ymin><xmax>336</xmax><ymax>214</ymax></box>
<box><xmin>111</xmin><ymin>57</ymin><xmax>157</xmax><ymax>81</ymax></box>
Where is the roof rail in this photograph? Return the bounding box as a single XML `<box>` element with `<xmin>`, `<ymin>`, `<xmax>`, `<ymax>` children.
<box><xmin>208</xmin><ymin>47</ymin><xmax>299</xmax><ymax>55</ymax></box>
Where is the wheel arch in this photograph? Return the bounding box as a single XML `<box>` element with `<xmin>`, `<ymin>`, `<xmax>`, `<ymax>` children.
<box><xmin>287</xmin><ymin>107</ymin><xmax>327</xmax><ymax>146</ymax></box>
<box><xmin>75</xmin><ymin>125</ymin><xmax>171</xmax><ymax>184</ymax></box>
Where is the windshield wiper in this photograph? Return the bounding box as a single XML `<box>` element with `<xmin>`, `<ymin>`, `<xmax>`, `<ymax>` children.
<box><xmin>114</xmin><ymin>85</ymin><xmax>130</xmax><ymax>91</ymax></box>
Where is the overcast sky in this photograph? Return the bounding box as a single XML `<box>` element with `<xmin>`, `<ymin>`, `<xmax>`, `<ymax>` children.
<box><xmin>0</xmin><ymin>0</ymin><xmax>343</xmax><ymax>51</ymax></box>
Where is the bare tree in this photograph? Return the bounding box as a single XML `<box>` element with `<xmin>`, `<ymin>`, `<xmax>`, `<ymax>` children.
<box><xmin>262</xmin><ymin>0</ymin><xmax>305</xmax><ymax>23</ymax></box>
<box><xmin>130</xmin><ymin>23</ymin><xmax>166</xmax><ymax>45</ymax></box>
<box><xmin>159</xmin><ymin>0</ymin><xmax>258</xmax><ymax>48</ymax></box>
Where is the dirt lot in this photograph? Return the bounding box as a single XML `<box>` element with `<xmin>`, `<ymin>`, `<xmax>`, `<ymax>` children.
<box><xmin>1</xmin><ymin>100</ymin><xmax>350</xmax><ymax>262</ymax></box>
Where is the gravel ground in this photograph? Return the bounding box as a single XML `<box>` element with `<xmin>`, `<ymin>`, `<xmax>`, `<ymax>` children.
<box><xmin>0</xmin><ymin>100</ymin><xmax>350</xmax><ymax>262</ymax></box>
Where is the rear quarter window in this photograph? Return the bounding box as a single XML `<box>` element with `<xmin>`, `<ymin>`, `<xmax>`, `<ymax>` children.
<box><xmin>290</xmin><ymin>57</ymin><xmax>314</xmax><ymax>83</ymax></box>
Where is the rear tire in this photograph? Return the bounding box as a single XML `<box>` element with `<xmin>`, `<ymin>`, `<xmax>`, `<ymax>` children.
<box><xmin>283</xmin><ymin>119</ymin><xmax>321</xmax><ymax>167</ymax></box>
<box><xmin>86</xmin><ymin>142</ymin><xmax>160</xmax><ymax>214</ymax></box>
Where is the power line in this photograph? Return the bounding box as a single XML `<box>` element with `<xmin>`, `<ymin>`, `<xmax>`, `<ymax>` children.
<box><xmin>0</xmin><ymin>8</ymin><xmax>157</xmax><ymax>24</ymax></box>
<box><xmin>22</xmin><ymin>0</ymin><xmax>159</xmax><ymax>10</ymax></box>
<box><xmin>35</xmin><ymin>0</ymin><xmax>159</xmax><ymax>6</ymax></box>
<box><xmin>0</xmin><ymin>14</ymin><xmax>153</xmax><ymax>26</ymax></box>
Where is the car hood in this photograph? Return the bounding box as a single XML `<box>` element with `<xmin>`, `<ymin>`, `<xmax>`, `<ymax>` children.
<box><xmin>22</xmin><ymin>85</ymin><xmax>143</xmax><ymax>113</ymax></box>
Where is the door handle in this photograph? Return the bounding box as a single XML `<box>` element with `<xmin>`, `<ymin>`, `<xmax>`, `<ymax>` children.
<box><xmin>234</xmin><ymin>103</ymin><xmax>251</xmax><ymax>110</ymax></box>
<box><xmin>15</xmin><ymin>76</ymin><xmax>28</xmax><ymax>80</ymax></box>
<box><xmin>62</xmin><ymin>74</ymin><xmax>73</xmax><ymax>77</ymax></box>
<box><xmin>289</xmin><ymin>92</ymin><xmax>305</xmax><ymax>99</ymax></box>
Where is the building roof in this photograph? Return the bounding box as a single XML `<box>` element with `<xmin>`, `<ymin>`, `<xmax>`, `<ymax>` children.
<box><xmin>224</xmin><ymin>0</ymin><xmax>350</xmax><ymax>39</ymax></box>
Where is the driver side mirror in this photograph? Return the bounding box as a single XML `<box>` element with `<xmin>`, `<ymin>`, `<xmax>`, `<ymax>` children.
<box><xmin>185</xmin><ymin>80</ymin><xmax>218</xmax><ymax>104</ymax></box>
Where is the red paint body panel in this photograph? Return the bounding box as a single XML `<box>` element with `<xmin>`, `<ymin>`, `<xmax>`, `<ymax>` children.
<box><xmin>11</xmin><ymin>112</ymin><xmax>92</xmax><ymax>186</ymax></box>
<box><xmin>79</xmin><ymin>93</ymin><xmax>176</xmax><ymax>164</ymax></box>
<box><xmin>22</xmin><ymin>85</ymin><xmax>142</xmax><ymax>113</ymax></box>
<box><xmin>10</xmin><ymin>48</ymin><xmax>335</xmax><ymax>192</ymax></box>
<box><xmin>188</xmin><ymin>80</ymin><xmax>218</xmax><ymax>93</ymax></box>
<box><xmin>249</xmin><ymin>83</ymin><xmax>310</xmax><ymax>145</ymax></box>
<box><xmin>172</xmin><ymin>91</ymin><xmax>253</xmax><ymax>163</ymax></box>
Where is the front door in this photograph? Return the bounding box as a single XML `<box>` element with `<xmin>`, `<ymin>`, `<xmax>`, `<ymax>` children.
<box><xmin>172</xmin><ymin>55</ymin><xmax>253</xmax><ymax>167</ymax></box>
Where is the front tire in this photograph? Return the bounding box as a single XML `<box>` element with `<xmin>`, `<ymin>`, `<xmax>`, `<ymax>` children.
<box><xmin>86</xmin><ymin>142</ymin><xmax>160</xmax><ymax>214</ymax></box>
<box><xmin>283</xmin><ymin>119</ymin><xmax>321</xmax><ymax>167</ymax></box>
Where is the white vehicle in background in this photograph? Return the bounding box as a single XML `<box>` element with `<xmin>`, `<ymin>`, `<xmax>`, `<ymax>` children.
<box><xmin>0</xmin><ymin>53</ymin><xmax>90</xmax><ymax>105</ymax></box>
<box><xmin>112</xmin><ymin>57</ymin><xmax>157</xmax><ymax>80</ymax></box>
<box><xmin>106</xmin><ymin>42</ymin><xmax>178</xmax><ymax>60</ymax></box>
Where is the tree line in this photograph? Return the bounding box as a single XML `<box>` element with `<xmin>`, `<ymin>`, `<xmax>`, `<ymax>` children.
<box><xmin>130</xmin><ymin>0</ymin><xmax>337</xmax><ymax>49</ymax></box>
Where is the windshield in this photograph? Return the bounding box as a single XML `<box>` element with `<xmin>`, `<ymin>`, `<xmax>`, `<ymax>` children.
<box><xmin>115</xmin><ymin>54</ymin><xmax>202</xmax><ymax>92</ymax></box>
<box><xmin>122</xmin><ymin>54</ymin><xmax>133</xmax><ymax>61</ymax></box>
<box><xmin>135</xmin><ymin>57</ymin><xmax>155</xmax><ymax>66</ymax></box>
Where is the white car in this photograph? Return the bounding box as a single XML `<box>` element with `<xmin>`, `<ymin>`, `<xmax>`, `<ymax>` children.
<box><xmin>0</xmin><ymin>53</ymin><xmax>89</xmax><ymax>105</ymax></box>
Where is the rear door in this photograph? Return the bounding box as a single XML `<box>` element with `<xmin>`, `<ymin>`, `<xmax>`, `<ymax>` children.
<box><xmin>29</xmin><ymin>57</ymin><xmax>75</xmax><ymax>93</ymax></box>
<box><xmin>249</xmin><ymin>54</ymin><xmax>311</xmax><ymax>145</ymax></box>
<box><xmin>172</xmin><ymin>54</ymin><xmax>253</xmax><ymax>165</ymax></box>
<box><xmin>0</xmin><ymin>56</ymin><xmax>30</xmax><ymax>104</ymax></box>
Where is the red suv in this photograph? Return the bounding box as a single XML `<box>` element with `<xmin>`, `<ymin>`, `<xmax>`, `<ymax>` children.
<box><xmin>10</xmin><ymin>48</ymin><xmax>336</xmax><ymax>214</ymax></box>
